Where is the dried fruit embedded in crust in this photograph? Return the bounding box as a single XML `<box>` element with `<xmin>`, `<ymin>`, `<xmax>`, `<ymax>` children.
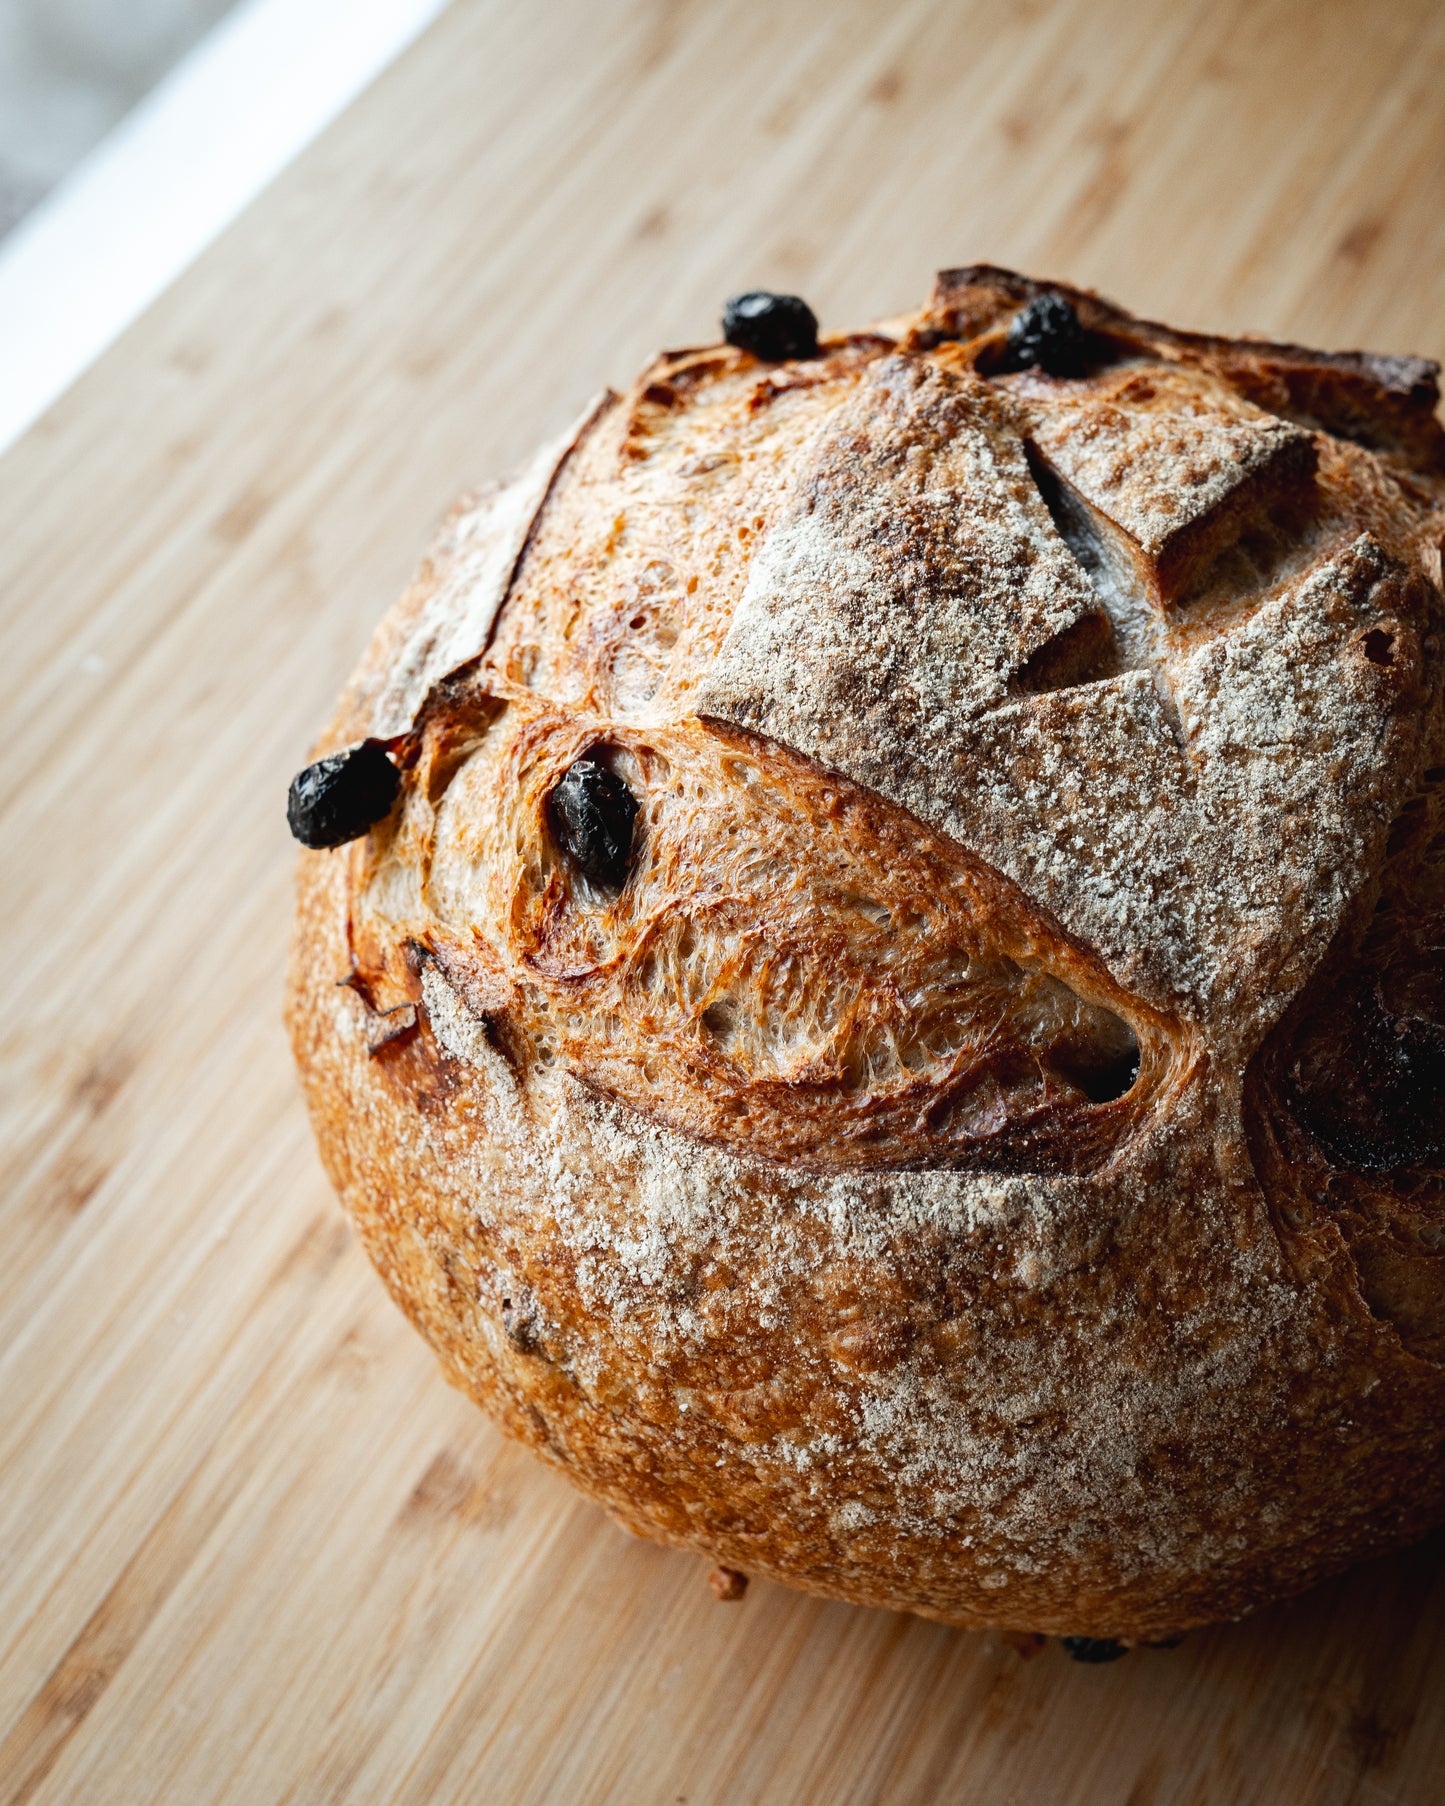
<box><xmin>921</xmin><ymin>263</ymin><xmax>1445</xmax><ymax>470</ymax></box>
<box><xmin>546</xmin><ymin>753</ymin><xmax>640</xmax><ymax>892</ymax></box>
<box><xmin>1000</xmin><ymin>293</ymin><xmax>1086</xmax><ymax>378</ymax></box>
<box><xmin>721</xmin><ymin>291</ymin><xmax>820</xmax><ymax>363</ymax></box>
<box><xmin>350</xmin><ymin>696</ymin><xmax>1179</xmax><ymax>1174</ymax></box>
<box><xmin>287</xmin><ymin>741</ymin><xmax>400</xmax><ymax>848</ymax></box>
<box><xmin>1247</xmin><ymin>765</ymin><xmax>1445</xmax><ymax>1359</ymax></box>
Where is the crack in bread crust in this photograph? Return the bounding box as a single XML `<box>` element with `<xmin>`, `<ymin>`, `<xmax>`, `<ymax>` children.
<box><xmin>351</xmin><ymin>699</ymin><xmax>1185</xmax><ymax>1175</ymax></box>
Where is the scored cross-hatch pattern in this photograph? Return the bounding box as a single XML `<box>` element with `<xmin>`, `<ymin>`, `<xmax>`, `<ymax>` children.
<box><xmin>697</xmin><ymin>302</ymin><xmax>1429</xmax><ymax>1039</ymax></box>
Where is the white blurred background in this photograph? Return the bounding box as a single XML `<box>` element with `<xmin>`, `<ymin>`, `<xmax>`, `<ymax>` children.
<box><xmin>0</xmin><ymin>0</ymin><xmax>241</xmax><ymax>235</ymax></box>
<box><xmin>0</xmin><ymin>0</ymin><xmax>447</xmax><ymax>450</ymax></box>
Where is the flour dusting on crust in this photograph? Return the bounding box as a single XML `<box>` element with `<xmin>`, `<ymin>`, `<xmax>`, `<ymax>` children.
<box><xmin>288</xmin><ymin>268</ymin><xmax>1445</xmax><ymax>1639</ymax></box>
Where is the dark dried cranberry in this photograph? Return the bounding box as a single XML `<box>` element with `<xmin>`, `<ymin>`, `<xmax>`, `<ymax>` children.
<box><xmin>722</xmin><ymin>291</ymin><xmax>819</xmax><ymax>362</ymax></box>
<box><xmin>287</xmin><ymin>741</ymin><xmax>400</xmax><ymax>848</ymax></box>
<box><xmin>1295</xmin><ymin>991</ymin><xmax>1445</xmax><ymax>1171</ymax></box>
<box><xmin>1061</xmin><ymin>1636</ymin><xmax>1128</xmax><ymax>1663</ymax></box>
<box><xmin>1004</xmin><ymin>293</ymin><xmax>1085</xmax><ymax>377</ymax></box>
<box><xmin>547</xmin><ymin>753</ymin><xmax>639</xmax><ymax>891</ymax></box>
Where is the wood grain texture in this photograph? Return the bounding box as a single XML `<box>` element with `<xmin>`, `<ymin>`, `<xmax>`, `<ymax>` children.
<box><xmin>2</xmin><ymin>0</ymin><xmax>1443</xmax><ymax>1800</ymax></box>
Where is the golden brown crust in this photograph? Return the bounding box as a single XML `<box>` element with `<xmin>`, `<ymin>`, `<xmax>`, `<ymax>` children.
<box><xmin>353</xmin><ymin>697</ymin><xmax>1183</xmax><ymax>1174</ymax></box>
<box><xmin>287</xmin><ymin>269</ymin><xmax>1445</xmax><ymax>1639</ymax></box>
<box><xmin>922</xmin><ymin>264</ymin><xmax>1445</xmax><ymax>471</ymax></box>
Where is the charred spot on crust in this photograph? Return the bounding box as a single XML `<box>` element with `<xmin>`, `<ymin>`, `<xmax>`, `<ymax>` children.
<box><xmin>288</xmin><ymin>741</ymin><xmax>400</xmax><ymax>848</ymax></box>
<box><xmin>546</xmin><ymin>752</ymin><xmax>641</xmax><ymax>892</ymax></box>
<box><xmin>722</xmin><ymin>291</ymin><xmax>820</xmax><ymax>363</ymax></box>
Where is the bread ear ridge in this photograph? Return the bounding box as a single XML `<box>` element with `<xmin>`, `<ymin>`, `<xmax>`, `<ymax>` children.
<box><xmin>924</xmin><ymin>263</ymin><xmax>1444</xmax><ymax>470</ymax></box>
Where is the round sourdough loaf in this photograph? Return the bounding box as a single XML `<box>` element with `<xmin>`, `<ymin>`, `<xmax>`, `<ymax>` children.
<box><xmin>286</xmin><ymin>268</ymin><xmax>1445</xmax><ymax>1640</ymax></box>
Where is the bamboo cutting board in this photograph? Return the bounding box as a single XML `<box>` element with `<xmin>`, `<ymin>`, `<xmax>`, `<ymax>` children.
<box><xmin>3</xmin><ymin>1</ymin><xmax>1445</xmax><ymax>1800</ymax></box>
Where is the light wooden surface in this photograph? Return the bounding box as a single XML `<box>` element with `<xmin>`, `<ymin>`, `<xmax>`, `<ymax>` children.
<box><xmin>3</xmin><ymin>1</ymin><xmax>1445</xmax><ymax>1800</ymax></box>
